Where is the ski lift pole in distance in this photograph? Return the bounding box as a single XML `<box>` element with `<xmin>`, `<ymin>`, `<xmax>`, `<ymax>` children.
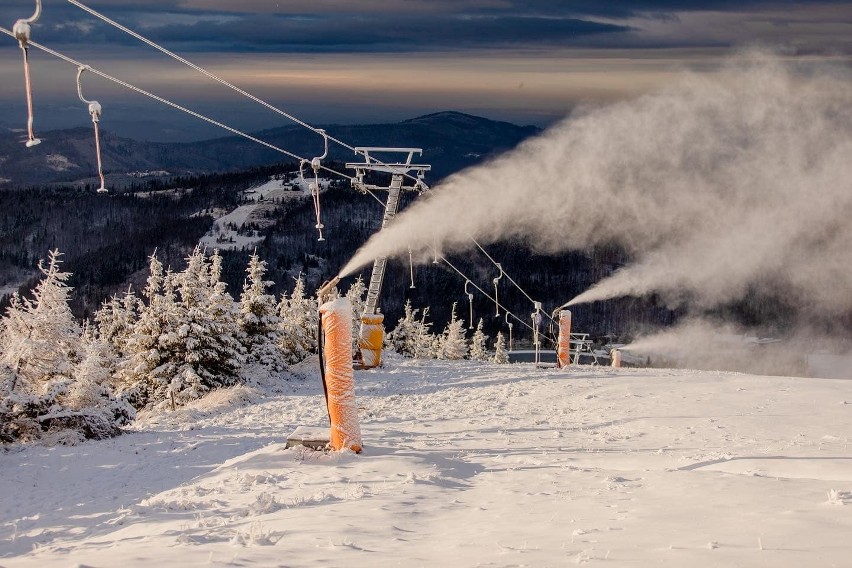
<box><xmin>12</xmin><ymin>0</ymin><xmax>42</xmax><ymax>147</ymax></box>
<box><xmin>465</xmin><ymin>279</ymin><xmax>474</xmax><ymax>330</ymax></box>
<box><xmin>76</xmin><ymin>65</ymin><xmax>107</xmax><ymax>193</ymax></box>
<box><xmin>310</xmin><ymin>128</ymin><xmax>329</xmax><ymax>241</ymax></box>
<box><xmin>408</xmin><ymin>247</ymin><xmax>416</xmax><ymax>288</ymax></box>
<box><xmin>504</xmin><ymin>311</ymin><xmax>514</xmax><ymax>352</ymax></box>
<box><xmin>493</xmin><ymin>263</ymin><xmax>503</xmax><ymax>316</ymax></box>
<box><xmin>532</xmin><ymin>301</ymin><xmax>543</xmax><ymax>366</ymax></box>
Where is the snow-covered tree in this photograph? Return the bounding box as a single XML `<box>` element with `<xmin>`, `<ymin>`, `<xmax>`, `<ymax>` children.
<box><xmin>469</xmin><ymin>318</ymin><xmax>489</xmax><ymax>361</ymax></box>
<box><xmin>1</xmin><ymin>249</ymin><xmax>81</xmax><ymax>394</ymax></box>
<box><xmin>388</xmin><ymin>300</ymin><xmax>420</xmax><ymax>357</ymax></box>
<box><xmin>278</xmin><ymin>275</ymin><xmax>318</xmax><ymax>364</ymax></box>
<box><xmin>0</xmin><ymin>251</ymin><xmax>129</xmax><ymax>444</ymax></box>
<box><xmin>94</xmin><ymin>288</ymin><xmax>139</xmax><ymax>362</ymax></box>
<box><xmin>492</xmin><ymin>332</ymin><xmax>509</xmax><ymax>364</ymax></box>
<box><xmin>166</xmin><ymin>247</ymin><xmax>243</xmax><ymax>405</ymax></box>
<box><xmin>412</xmin><ymin>307</ymin><xmax>435</xmax><ymax>360</ymax></box>
<box><xmin>345</xmin><ymin>277</ymin><xmax>367</xmax><ymax>351</ymax></box>
<box><xmin>118</xmin><ymin>252</ymin><xmax>174</xmax><ymax>408</ymax></box>
<box><xmin>438</xmin><ymin>303</ymin><xmax>468</xmax><ymax>360</ymax></box>
<box><xmin>120</xmin><ymin>247</ymin><xmax>243</xmax><ymax>410</ymax></box>
<box><xmin>238</xmin><ymin>252</ymin><xmax>283</xmax><ymax>370</ymax></box>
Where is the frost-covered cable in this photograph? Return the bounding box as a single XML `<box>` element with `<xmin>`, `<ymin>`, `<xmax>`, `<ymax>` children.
<box><xmin>440</xmin><ymin>255</ymin><xmax>554</xmax><ymax>341</ymax></box>
<box><xmin>0</xmin><ymin>26</ymin><xmax>359</xmax><ymax>186</ymax></box>
<box><xmin>66</xmin><ymin>0</ymin><xmax>426</xmax><ymax>187</ymax></box>
<box><xmin>470</xmin><ymin>237</ymin><xmax>556</xmax><ymax>323</ymax></box>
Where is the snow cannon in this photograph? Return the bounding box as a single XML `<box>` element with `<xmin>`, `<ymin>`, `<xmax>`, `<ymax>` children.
<box><xmin>611</xmin><ymin>349</ymin><xmax>622</xmax><ymax>368</ymax></box>
<box><xmin>357</xmin><ymin>313</ymin><xmax>384</xmax><ymax>368</ymax></box>
<box><xmin>318</xmin><ymin>297</ymin><xmax>362</xmax><ymax>453</ymax></box>
<box><xmin>557</xmin><ymin>310</ymin><xmax>572</xmax><ymax>368</ymax></box>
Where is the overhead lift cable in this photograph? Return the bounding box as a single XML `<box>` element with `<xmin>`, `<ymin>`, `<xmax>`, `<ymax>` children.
<box><xmin>65</xmin><ymin>0</ymin><xmax>428</xmax><ymax>189</ymax></box>
<box><xmin>440</xmin><ymin>255</ymin><xmax>555</xmax><ymax>343</ymax></box>
<box><xmin>0</xmin><ymin>25</ymin><xmax>389</xmax><ymax>210</ymax></box>
<box><xmin>471</xmin><ymin>238</ymin><xmax>554</xmax><ymax>320</ymax></box>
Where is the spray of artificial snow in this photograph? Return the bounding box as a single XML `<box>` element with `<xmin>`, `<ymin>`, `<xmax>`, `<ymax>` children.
<box><xmin>340</xmin><ymin>51</ymin><xmax>852</xmax><ymax>320</ymax></box>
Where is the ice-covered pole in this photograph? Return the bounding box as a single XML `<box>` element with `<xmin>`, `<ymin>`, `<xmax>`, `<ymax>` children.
<box><xmin>611</xmin><ymin>349</ymin><xmax>622</xmax><ymax>369</ymax></box>
<box><xmin>557</xmin><ymin>310</ymin><xmax>572</xmax><ymax>368</ymax></box>
<box><xmin>319</xmin><ymin>296</ymin><xmax>362</xmax><ymax>453</ymax></box>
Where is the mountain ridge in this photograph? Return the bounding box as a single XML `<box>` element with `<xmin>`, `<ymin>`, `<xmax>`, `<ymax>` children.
<box><xmin>0</xmin><ymin>111</ymin><xmax>540</xmax><ymax>188</ymax></box>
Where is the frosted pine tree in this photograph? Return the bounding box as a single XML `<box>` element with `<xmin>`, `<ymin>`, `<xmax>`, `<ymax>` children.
<box><xmin>0</xmin><ymin>251</ymin><xmax>129</xmax><ymax>443</ymax></box>
<box><xmin>388</xmin><ymin>300</ymin><xmax>419</xmax><ymax>357</ymax></box>
<box><xmin>492</xmin><ymin>332</ymin><xmax>509</xmax><ymax>364</ymax></box>
<box><xmin>469</xmin><ymin>318</ymin><xmax>489</xmax><ymax>361</ymax></box>
<box><xmin>94</xmin><ymin>288</ymin><xmax>139</xmax><ymax>362</ymax></box>
<box><xmin>412</xmin><ymin>307</ymin><xmax>435</xmax><ymax>359</ymax></box>
<box><xmin>238</xmin><ymin>252</ymin><xmax>283</xmax><ymax>370</ymax></box>
<box><xmin>119</xmin><ymin>252</ymin><xmax>175</xmax><ymax>409</ymax></box>
<box><xmin>1</xmin><ymin>250</ymin><xmax>81</xmax><ymax>394</ymax></box>
<box><xmin>166</xmin><ymin>247</ymin><xmax>242</xmax><ymax>405</ymax></box>
<box><xmin>429</xmin><ymin>333</ymin><xmax>444</xmax><ymax>360</ymax></box>
<box><xmin>439</xmin><ymin>303</ymin><xmax>468</xmax><ymax>360</ymax></box>
<box><xmin>278</xmin><ymin>275</ymin><xmax>318</xmax><ymax>364</ymax></box>
<box><xmin>345</xmin><ymin>277</ymin><xmax>367</xmax><ymax>351</ymax></box>
<box><xmin>66</xmin><ymin>323</ymin><xmax>135</xmax><ymax>431</ymax></box>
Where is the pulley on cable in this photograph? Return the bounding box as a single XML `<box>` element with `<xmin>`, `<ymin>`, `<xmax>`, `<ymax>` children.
<box><xmin>76</xmin><ymin>66</ymin><xmax>108</xmax><ymax>193</ymax></box>
<box><xmin>531</xmin><ymin>301</ymin><xmax>544</xmax><ymax>366</ymax></box>
<box><xmin>310</xmin><ymin>128</ymin><xmax>328</xmax><ymax>241</ymax></box>
<box><xmin>408</xmin><ymin>247</ymin><xmax>416</xmax><ymax>289</ymax></box>
<box><xmin>493</xmin><ymin>262</ymin><xmax>503</xmax><ymax>317</ymax></box>
<box><xmin>464</xmin><ymin>279</ymin><xmax>474</xmax><ymax>330</ymax></box>
<box><xmin>12</xmin><ymin>0</ymin><xmax>42</xmax><ymax>147</ymax></box>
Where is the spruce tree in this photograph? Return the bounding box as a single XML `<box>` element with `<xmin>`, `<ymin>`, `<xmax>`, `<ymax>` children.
<box><xmin>118</xmin><ymin>252</ymin><xmax>174</xmax><ymax>408</ymax></box>
<box><xmin>439</xmin><ymin>302</ymin><xmax>468</xmax><ymax>360</ymax></box>
<box><xmin>238</xmin><ymin>252</ymin><xmax>283</xmax><ymax>370</ymax></box>
<box><xmin>388</xmin><ymin>300</ymin><xmax>419</xmax><ymax>357</ymax></box>
<box><xmin>469</xmin><ymin>318</ymin><xmax>489</xmax><ymax>361</ymax></box>
<box><xmin>278</xmin><ymin>275</ymin><xmax>318</xmax><ymax>364</ymax></box>
<box><xmin>1</xmin><ymin>249</ymin><xmax>81</xmax><ymax>394</ymax></box>
<box><xmin>412</xmin><ymin>307</ymin><xmax>435</xmax><ymax>359</ymax></box>
<box><xmin>493</xmin><ymin>332</ymin><xmax>510</xmax><ymax>364</ymax></box>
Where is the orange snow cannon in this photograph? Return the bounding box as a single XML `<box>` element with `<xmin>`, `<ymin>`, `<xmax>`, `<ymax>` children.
<box><xmin>319</xmin><ymin>297</ymin><xmax>362</xmax><ymax>453</ymax></box>
<box><xmin>557</xmin><ymin>309</ymin><xmax>572</xmax><ymax>368</ymax></box>
<box><xmin>358</xmin><ymin>313</ymin><xmax>385</xmax><ymax>368</ymax></box>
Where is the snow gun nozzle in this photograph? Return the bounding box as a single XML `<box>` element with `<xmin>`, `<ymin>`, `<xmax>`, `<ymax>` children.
<box><xmin>317</xmin><ymin>276</ymin><xmax>340</xmax><ymax>303</ymax></box>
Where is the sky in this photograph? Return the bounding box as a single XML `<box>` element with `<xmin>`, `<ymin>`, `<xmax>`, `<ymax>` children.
<box><xmin>1</xmin><ymin>0</ymin><xmax>851</xmax><ymax>141</ymax></box>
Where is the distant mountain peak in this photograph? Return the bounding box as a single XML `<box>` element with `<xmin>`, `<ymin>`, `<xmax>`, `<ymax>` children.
<box><xmin>402</xmin><ymin>111</ymin><xmax>492</xmax><ymax>125</ymax></box>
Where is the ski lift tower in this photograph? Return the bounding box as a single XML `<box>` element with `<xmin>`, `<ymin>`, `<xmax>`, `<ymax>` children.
<box><xmin>347</xmin><ymin>148</ymin><xmax>430</xmax><ymax>368</ymax></box>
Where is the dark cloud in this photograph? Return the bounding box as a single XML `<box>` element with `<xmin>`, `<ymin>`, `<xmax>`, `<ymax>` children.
<box><xmin>1</xmin><ymin>1</ymin><xmax>849</xmax><ymax>55</ymax></box>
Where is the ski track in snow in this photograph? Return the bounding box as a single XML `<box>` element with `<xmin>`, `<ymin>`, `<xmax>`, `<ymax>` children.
<box><xmin>1</xmin><ymin>356</ymin><xmax>851</xmax><ymax>567</ymax></box>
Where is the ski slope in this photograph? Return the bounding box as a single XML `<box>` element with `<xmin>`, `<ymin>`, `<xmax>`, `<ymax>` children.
<box><xmin>1</xmin><ymin>357</ymin><xmax>851</xmax><ymax>566</ymax></box>
<box><xmin>199</xmin><ymin>176</ymin><xmax>332</xmax><ymax>251</ymax></box>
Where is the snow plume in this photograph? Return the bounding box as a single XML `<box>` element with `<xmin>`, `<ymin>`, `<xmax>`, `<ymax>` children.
<box><xmin>622</xmin><ymin>318</ymin><xmax>852</xmax><ymax>378</ymax></box>
<box><xmin>341</xmin><ymin>51</ymin><xmax>852</xmax><ymax>318</ymax></box>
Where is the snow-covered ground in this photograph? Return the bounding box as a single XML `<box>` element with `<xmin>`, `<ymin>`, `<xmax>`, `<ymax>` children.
<box><xmin>200</xmin><ymin>176</ymin><xmax>332</xmax><ymax>251</ymax></box>
<box><xmin>2</xmin><ymin>356</ymin><xmax>851</xmax><ymax>566</ymax></box>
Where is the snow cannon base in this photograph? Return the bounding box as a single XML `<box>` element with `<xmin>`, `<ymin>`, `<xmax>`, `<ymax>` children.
<box><xmin>285</xmin><ymin>425</ymin><xmax>330</xmax><ymax>451</ymax></box>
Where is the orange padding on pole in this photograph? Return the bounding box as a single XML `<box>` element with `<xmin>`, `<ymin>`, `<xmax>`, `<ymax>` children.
<box><xmin>557</xmin><ymin>309</ymin><xmax>572</xmax><ymax>368</ymax></box>
<box><xmin>320</xmin><ymin>298</ymin><xmax>362</xmax><ymax>453</ymax></box>
<box><xmin>358</xmin><ymin>313</ymin><xmax>385</xmax><ymax>369</ymax></box>
<box><xmin>611</xmin><ymin>349</ymin><xmax>622</xmax><ymax>368</ymax></box>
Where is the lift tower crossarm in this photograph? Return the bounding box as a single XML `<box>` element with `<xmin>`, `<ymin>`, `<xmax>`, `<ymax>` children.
<box><xmin>346</xmin><ymin>147</ymin><xmax>431</xmax><ymax>316</ymax></box>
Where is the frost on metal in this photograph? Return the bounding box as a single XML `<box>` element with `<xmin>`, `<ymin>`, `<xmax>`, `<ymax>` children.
<box><xmin>319</xmin><ymin>297</ymin><xmax>362</xmax><ymax>453</ymax></box>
